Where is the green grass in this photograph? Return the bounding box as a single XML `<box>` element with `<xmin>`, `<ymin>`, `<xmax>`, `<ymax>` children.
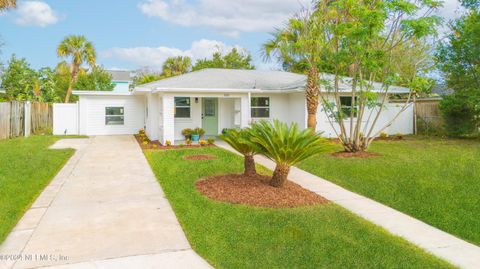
<box><xmin>299</xmin><ymin>137</ymin><xmax>480</xmax><ymax>246</ymax></box>
<box><xmin>145</xmin><ymin>147</ymin><xmax>453</xmax><ymax>268</ymax></box>
<box><xmin>0</xmin><ymin>136</ymin><xmax>76</xmax><ymax>243</ymax></box>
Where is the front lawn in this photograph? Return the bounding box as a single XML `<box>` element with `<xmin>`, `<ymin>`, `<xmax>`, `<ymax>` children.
<box><xmin>145</xmin><ymin>147</ymin><xmax>452</xmax><ymax>268</ymax></box>
<box><xmin>299</xmin><ymin>137</ymin><xmax>480</xmax><ymax>246</ymax></box>
<box><xmin>0</xmin><ymin>136</ymin><xmax>75</xmax><ymax>243</ymax></box>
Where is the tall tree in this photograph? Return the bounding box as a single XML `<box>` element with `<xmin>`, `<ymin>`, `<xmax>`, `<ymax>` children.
<box><xmin>162</xmin><ymin>56</ymin><xmax>191</xmax><ymax>78</ymax></box>
<box><xmin>57</xmin><ymin>35</ymin><xmax>96</xmax><ymax>103</ymax></box>
<box><xmin>436</xmin><ymin>1</ymin><xmax>480</xmax><ymax>136</ymax></box>
<box><xmin>313</xmin><ymin>0</ymin><xmax>441</xmax><ymax>152</ymax></box>
<box><xmin>192</xmin><ymin>48</ymin><xmax>255</xmax><ymax>71</ymax></box>
<box><xmin>0</xmin><ymin>55</ymin><xmax>37</xmax><ymax>101</ymax></box>
<box><xmin>74</xmin><ymin>66</ymin><xmax>115</xmax><ymax>91</ymax></box>
<box><xmin>0</xmin><ymin>0</ymin><xmax>15</xmax><ymax>10</ymax></box>
<box><xmin>262</xmin><ymin>11</ymin><xmax>323</xmax><ymax>130</ymax></box>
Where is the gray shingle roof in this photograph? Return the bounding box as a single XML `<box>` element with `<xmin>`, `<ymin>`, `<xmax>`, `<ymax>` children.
<box><xmin>107</xmin><ymin>70</ymin><xmax>132</xmax><ymax>82</ymax></box>
<box><xmin>135</xmin><ymin>68</ymin><xmax>409</xmax><ymax>93</ymax></box>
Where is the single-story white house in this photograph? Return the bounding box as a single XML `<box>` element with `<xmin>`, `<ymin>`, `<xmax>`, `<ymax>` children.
<box><xmin>54</xmin><ymin>68</ymin><xmax>413</xmax><ymax>144</ymax></box>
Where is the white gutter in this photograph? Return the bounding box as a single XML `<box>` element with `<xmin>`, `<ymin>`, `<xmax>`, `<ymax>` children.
<box><xmin>72</xmin><ymin>90</ymin><xmax>133</xmax><ymax>96</ymax></box>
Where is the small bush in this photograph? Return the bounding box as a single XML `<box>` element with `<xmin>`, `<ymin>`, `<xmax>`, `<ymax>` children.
<box><xmin>179</xmin><ymin>143</ymin><xmax>185</xmax><ymax>148</ymax></box>
<box><xmin>207</xmin><ymin>137</ymin><xmax>215</xmax><ymax>145</ymax></box>
<box><xmin>181</xmin><ymin>128</ymin><xmax>193</xmax><ymax>139</ymax></box>
<box><xmin>139</xmin><ymin>128</ymin><xmax>145</xmax><ymax>135</ymax></box>
<box><xmin>193</xmin><ymin>127</ymin><xmax>205</xmax><ymax>137</ymax></box>
<box><xmin>395</xmin><ymin>133</ymin><xmax>403</xmax><ymax>140</ymax></box>
<box><xmin>142</xmin><ymin>141</ymin><xmax>149</xmax><ymax>145</ymax></box>
<box><xmin>380</xmin><ymin>132</ymin><xmax>388</xmax><ymax>138</ymax></box>
<box><xmin>165</xmin><ymin>140</ymin><xmax>172</xmax><ymax>146</ymax></box>
<box><xmin>440</xmin><ymin>90</ymin><xmax>480</xmax><ymax>137</ymax></box>
<box><xmin>199</xmin><ymin>140</ymin><xmax>207</xmax><ymax>146</ymax></box>
<box><xmin>186</xmin><ymin>139</ymin><xmax>192</xmax><ymax>145</ymax></box>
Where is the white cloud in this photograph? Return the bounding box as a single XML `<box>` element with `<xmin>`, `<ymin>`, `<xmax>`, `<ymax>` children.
<box><xmin>100</xmin><ymin>39</ymin><xmax>246</xmax><ymax>70</ymax></box>
<box><xmin>138</xmin><ymin>0</ymin><xmax>310</xmax><ymax>37</ymax></box>
<box><xmin>13</xmin><ymin>1</ymin><xmax>59</xmax><ymax>27</ymax></box>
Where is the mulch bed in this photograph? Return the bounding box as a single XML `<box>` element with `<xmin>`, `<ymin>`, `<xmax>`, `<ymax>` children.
<box><xmin>184</xmin><ymin>154</ymin><xmax>217</xmax><ymax>160</ymax></box>
<box><xmin>134</xmin><ymin>134</ymin><xmax>215</xmax><ymax>150</ymax></box>
<box><xmin>331</xmin><ymin>151</ymin><xmax>380</xmax><ymax>158</ymax></box>
<box><xmin>196</xmin><ymin>174</ymin><xmax>329</xmax><ymax>208</ymax></box>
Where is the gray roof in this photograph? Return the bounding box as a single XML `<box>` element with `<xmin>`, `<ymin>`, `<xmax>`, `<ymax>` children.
<box><xmin>107</xmin><ymin>70</ymin><xmax>132</xmax><ymax>82</ymax></box>
<box><xmin>135</xmin><ymin>68</ymin><xmax>409</xmax><ymax>93</ymax></box>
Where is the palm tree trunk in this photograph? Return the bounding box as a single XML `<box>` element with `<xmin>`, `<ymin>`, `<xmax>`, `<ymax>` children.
<box><xmin>64</xmin><ymin>65</ymin><xmax>78</xmax><ymax>103</ymax></box>
<box><xmin>306</xmin><ymin>66</ymin><xmax>319</xmax><ymax>130</ymax></box>
<box><xmin>244</xmin><ymin>155</ymin><xmax>256</xmax><ymax>177</ymax></box>
<box><xmin>270</xmin><ymin>163</ymin><xmax>290</xmax><ymax>188</ymax></box>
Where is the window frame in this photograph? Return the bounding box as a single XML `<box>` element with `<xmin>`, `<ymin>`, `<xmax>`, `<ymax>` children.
<box><xmin>339</xmin><ymin>96</ymin><xmax>358</xmax><ymax>118</ymax></box>
<box><xmin>174</xmin><ymin>97</ymin><xmax>191</xmax><ymax>119</ymax></box>
<box><xmin>105</xmin><ymin>106</ymin><xmax>125</xmax><ymax>126</ymax></box>
<box><xmin>250</xmin><ymin>97</ymin><xmax>270</xmax><ymax>119</ymax></box>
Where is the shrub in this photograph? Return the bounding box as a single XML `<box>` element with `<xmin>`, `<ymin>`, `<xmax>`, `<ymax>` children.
<box><xmin>440</xmin><ymin>90</ymin><xmax>480</xmax><ymax>137</ymax></box>
<box><xmin>199</xmin><ymin>140</ymin><xmax>207</xmax><ymax>146</ymax></box>
<box><xmin>207</xmin><ymin>137</ymin><xmax>215</xmax><ymax>145</ymax></box>
<box><xmin>379</xmin><ymin>132</ymin><xmax>388</xmax><ymax>138</ymax></box>
<box><xmin>179</xmin><ymin>143</ymin><xmax>185</xmax><ymax>148</ymax></box>
<box><xmin>249</xmin><ymin>120</ymin><xmax>328</xmax><ymax>187</ymax></box>
<box><xmin>152</xmin><ymin>144</ymin><xmax>158</xmax><ymax>149</ymax></box>
<box><xmin>139</xmin><ymin>128</ymin><xmax>145</xmax><ymax>135</ymax></box>
<box><xmin>186</xmin><ymin>139</ymin><xmax>192</xmax><ymax>145</ymax></box>
<box><xmin>220</xmin><ymin>128</ymin><xmax>258</xmax><ymax>176</ymax></box>
<box><xmin>181</xmin><ymin>128</ymin><xmax>193</xmax><ymax>139</ymax></box>
<box><xmin>142</xmin><ymin>141</ymin><xmax>148</xmax><ymax>145</ymax></box>
<box><xmin>395</xmin><ymin>133</ymin><xmax>404</xmax><ymax>140</ymax></box>
<box><xmin>165</xmin><ymin>140</ymin><xmax>172</xmax><ymax>146</ymax></box>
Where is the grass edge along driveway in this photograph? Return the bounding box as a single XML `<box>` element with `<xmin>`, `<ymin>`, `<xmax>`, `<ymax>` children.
<box><xmin>299</xmin><ymin>137</ymin><xmax>480</xmax><ymax>246</ymax></box>
<box><xmin>145</xmin><ymin>147</ymin><xmax>453</xmax><ymax>269</ymax></box>
<box><xmin>0</xmin><ymin>136</ymin><xmax>77</xmax><ymax>244</ymax></box>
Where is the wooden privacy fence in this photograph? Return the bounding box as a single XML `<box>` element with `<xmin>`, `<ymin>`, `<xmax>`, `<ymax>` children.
<box><xmin>0</xmin><ymin>101</ymin><xmax>53</xmax><ymax>140</ymax></box>
<box><xmin>415</xmin><ymin>98</ymin><xmax>443</xmax><ymax>134</ymax></box>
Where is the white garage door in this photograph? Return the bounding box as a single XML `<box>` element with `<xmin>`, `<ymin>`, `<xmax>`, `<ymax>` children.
<box><xmin>82</xmin><ymin>95</ymin><xmax>145</xmax><ymax>136</ymax></box>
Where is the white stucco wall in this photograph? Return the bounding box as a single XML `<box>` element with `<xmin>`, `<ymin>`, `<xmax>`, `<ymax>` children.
<box><xmin>78</xmin><ymin>95</ymin><xmax>145</xmax><ymax>136</ymax></box>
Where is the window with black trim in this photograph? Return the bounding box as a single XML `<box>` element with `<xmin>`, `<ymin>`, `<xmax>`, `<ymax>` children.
<box><xmin>251</xmin><ymin>97</ymin><xmax>270</xmax><ymax>118</ymax></box>
<box><xmin>175</xmin><ymin>97</ymin><xmax>191</xmax><ymax>118</ymax></box>
<box><xmin>105</xmin><ymin>107</ymin><xmax>124</xmax><ymax>125</ymax></box>
<box><xmin>340</xmin><ymin>96</ymin><xmax>357</xmax><ymax>117</ymax></box>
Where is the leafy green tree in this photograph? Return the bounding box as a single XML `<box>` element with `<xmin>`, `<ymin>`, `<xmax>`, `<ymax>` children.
<box><xmin>133</xmin><ymin>73</ymin><xmax>164</xmax><ymax>85</ymax></box>
<box><xmin>162</xmin><ymin>56</ymin><xmax>191</xmax><ymax>77</ymax></box>
<box><xmin>37</xmin><ymin>67</ymin><xmax>61</xmax><ymax>103</ymax></box>
<box><xmin>312</xmin><ymin>0</ymin><xmax>441</xmax><ymax>152</ymax></box>
<box><xmin>75</xmin><ymin>66</ymin><xmax>114</xmax><ymax>91</ymax></box>
<box><xmin>0</xmin><ymin>55</ymin><xmax>37</xmax><ymax>101</ymax></box>
<box><xmin>220</xmin><ymin>129</ymin><xmax>258</xmax><ymax>176</ymax></box>
<box><xmin>436</xmin><ymin>1</ymin><xmax>480</xmax><ymax>136</ymax></box>
<box><xmin>192</xmin><ymin>48</ymin><xmax>255</xmax><ymax>71</ymax></box>
<box><xmin>57</xmin><ymin>35</ymin><xmax>96</xmax><ymax>103</ymax></box>
<box><xmin>249</xmin><ymin>120</ymin><xmax>327</xmax><ymax>187</ymax></box>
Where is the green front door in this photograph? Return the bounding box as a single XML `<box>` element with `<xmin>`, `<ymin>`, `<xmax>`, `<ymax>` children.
<box><xmin>202</xmin><ymin>98</ymin><xmax>218</xmax><ymax>136</ymax></box>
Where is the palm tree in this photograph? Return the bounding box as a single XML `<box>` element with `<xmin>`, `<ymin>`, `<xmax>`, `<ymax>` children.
<box><xmin>220</xmin><ymin>129</ymin><xmax>258</xmax><ymax>176</ymax></box>
<box><xmin>249</xmin><ymin>120</ymin><xmax>327</xmax><ymax>187</ymax></box>
<box><xmin>0</xmin><ymin>0</ymin><xmax>16</xmax><ymax>10</ymax></box>
<box><xmin>262</xmin><ymin>12</ymin><xmax>323</xmax><ymax>130</ymax></box>
<box><xmin>162</xmin><ymin>56</ymin><xmax>192</xmax><ymax>78</ymax></box>
<box><xmin>57</xmin><ymin>35</ymin><xmax>96</xmax><ymax>103</ymax></box>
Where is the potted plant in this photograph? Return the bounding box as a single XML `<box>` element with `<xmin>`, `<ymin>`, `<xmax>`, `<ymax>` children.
<box><xmin>181</xmin><ymin>128</ymin><xmax>193</xmax><ymax>140</ymax></box>
<box><xmin>192</xmin><ymin>127</ymin><xmax>205</xmax><ymax>141</ymax></box>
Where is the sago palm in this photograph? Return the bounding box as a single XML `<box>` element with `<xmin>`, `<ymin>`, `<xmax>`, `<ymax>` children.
<box><xmin>57</xmin><ymin>35</ymin><xmax>96</xmax><ymax>103</ymax></box>
<box><xmin>220</xmin><ymin>129</ymin><xmax>258</xmax><ymax>177</ymax></box>
<box><xmin>162</xmin><ymin>56</ymin><xmax>192</xmax><ymax>78</ymax></box>
<box><xmin>249</xmin><ymin>120</ymin><xmax>327</xmax><ymax>187</ymax></box>
<box><xmin>0</xmin><ymin>0</ymin><xmax>15</xmax><ymax>10</ymax></box>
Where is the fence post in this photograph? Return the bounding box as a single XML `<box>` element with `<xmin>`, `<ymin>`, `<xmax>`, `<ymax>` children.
<box><xmin>24</xmin><ymin>101</ymin><xmax>31</xmax><ymax>137</ymax></box>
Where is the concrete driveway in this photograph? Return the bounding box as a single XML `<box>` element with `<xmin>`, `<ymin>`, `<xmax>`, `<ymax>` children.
<box><xmin>0</xmin><ymin>136</ymin><xmax>211</xmax><ymax>269</ymax></box>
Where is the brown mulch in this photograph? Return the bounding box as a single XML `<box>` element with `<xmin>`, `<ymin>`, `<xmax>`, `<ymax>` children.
<box><xmin>134</xmin><ymin>134</ymin><xmax>215</xmax><ymax>150</ymax></box>
<box><xmin>331</xmin><ymin>151</ymin><xmax>380</xmax><ymax>158</ymax></box>
<box><xmin>184</xmin><ymin>154</ymin><xmax>217</xmax><ymax>160</ymax></box>
<box><xmin>196</xmin><ymin>174</ymin><xmax>329</xmax><ymax>208</ymax></box>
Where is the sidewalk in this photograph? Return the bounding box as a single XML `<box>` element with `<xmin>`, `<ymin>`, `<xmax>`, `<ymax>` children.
<box><xmin>217</xmin><ymin>141</ymin><xmax>480</xmax><ymax>269</ymax></box>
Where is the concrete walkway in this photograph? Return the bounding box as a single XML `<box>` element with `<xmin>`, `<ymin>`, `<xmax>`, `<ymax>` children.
<box><xmin>0</xmin><ymin>136</ymin><xmax>212</xmax><ymax>269</ymax></box>
<box><xmin>217</xmin><ymin>141</ymin><xmax>480</xmax><ymax>269</ymax></box>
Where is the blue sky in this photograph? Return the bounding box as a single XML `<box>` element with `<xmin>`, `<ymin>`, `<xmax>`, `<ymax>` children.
<box><xmin>0</xmin><ymin>0</ymin><xmax>462</xmax><ymax>72</ymax></box>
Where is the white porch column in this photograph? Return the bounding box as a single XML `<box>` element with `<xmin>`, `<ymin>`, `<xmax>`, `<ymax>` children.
<box><xmin>240</xmin><ymin>93</ymin><xmax>250</xmax><ymax>128</ymax></box>
<box><xmin>162</xmin><ymin>95</ymin><xmax>175</xmax><ymax>145</ymax></box>
<box><xmin>145</xmin><ymin>93</ymin><xmax>159</xmax><ymax>141</ymax></box>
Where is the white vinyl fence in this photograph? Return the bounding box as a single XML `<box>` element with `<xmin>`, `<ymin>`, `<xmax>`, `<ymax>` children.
<box><xmin>53</xmin><ymin>103</ymin><xmax>78</xmax><ymax>135</ymax></box>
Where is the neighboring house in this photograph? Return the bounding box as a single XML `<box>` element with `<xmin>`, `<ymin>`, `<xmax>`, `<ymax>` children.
<box><xmin>107</xmin><ymin>70</ymin><xmax>133</xmax><ymax>92</ymax></box>
<box><xmin>61</xmin><ymin>68</ymin><xmax>413</xmax><ymax>143</ymax></box>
